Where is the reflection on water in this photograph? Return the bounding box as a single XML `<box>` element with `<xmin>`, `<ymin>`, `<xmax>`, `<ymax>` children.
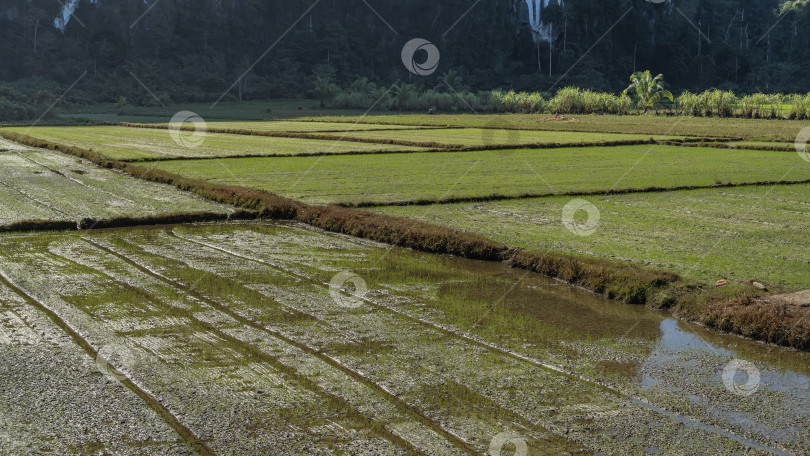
<box><xmin>356</xmin><ymin>242</ymin><xmax>810</xmax><ymax>452</ymax></box>
<box><xmin>643</xmin><ymin>319</ymin><xmax>810</xmax><ymax>393</ymax></box>
<box><xmin>200</xmin><ymin>222</ymin><xmax>810</xmax><ymax>452</ymax></box>
<box><xmin>641</xmin><ymin>318</ymin><xmax>810</xmax><ymax>446</ymax></box>
<box><xmin>642</xmin><ymin>319</ymin><xmax>731</xmax><ymax>388</ymax></box>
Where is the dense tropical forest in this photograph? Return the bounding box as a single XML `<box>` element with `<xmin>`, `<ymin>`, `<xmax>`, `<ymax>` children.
<box><xmin>0</xmin><ymin>0</ymin><xmax>808</xmax><ymax>119</ymax></box>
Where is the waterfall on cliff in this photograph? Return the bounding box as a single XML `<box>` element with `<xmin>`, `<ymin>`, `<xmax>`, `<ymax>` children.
<box><xmin>525</xmin><ymin>0</ymin><xmax>558</xmax><ymax>44</ymax></box>
<box><xmin>53</xmin><ymin>0</ymin><xmax>102</xmax><ymax>32</ymax></box>
<box><xmin>522</xmin><ymin>0</ymin><xmax>564</xmax><ymax>75</ymax></box>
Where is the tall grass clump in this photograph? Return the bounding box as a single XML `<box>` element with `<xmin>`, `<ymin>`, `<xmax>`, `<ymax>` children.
<box><xmin>326</xmin><ymin>74</ymin><xmax>809</xmax><ymax>120</ymax></box>
<box><xmin>767</xmin><ymin>93</ymin><xmax>787</xmax><ymax>119</ymax></box>
<box><xmin>789</xmin><ymin>93</ymin><xmax>810</xmax><ymax>120</ymax></box>
<box><xmin>738</xmin><ymin>93</ymin><xmax>768</xmax><ymax>118</ymax></box>
<box><xmin>677</xmin><ymin>90</ymin><xmax>737</xmax><ymax>117</ymax></box>
<box><xmin>676</xmin><ymin>91</ymin><xmax>704</xmax><ymax>117</ymax></box>
<box><xmin>548</xmin><ymin>87</ymin><xmax>630</xmax><ymax>115</ymax></box>
<box><xmin>703</xmin><ymin>90</ymin><xmax>737</xmax><ymax>117</ymax></box>
<box><xmin>490</xmin><ymin>90</ymin><xmax>546</xmax><ymax>113</ymax></box>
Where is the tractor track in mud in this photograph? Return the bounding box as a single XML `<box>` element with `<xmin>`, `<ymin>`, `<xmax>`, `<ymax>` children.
<box><xmin>0</xmin><ymin>268</ymin><xmax>217</xmax><ymax>456</ymax></box>
<box><xmin>165</xmin><ymin>226</ymin><xmax>791</xmax><ymax>456</ymax></box>
<box><xmin>78</xmin><ymin>237</ymin><xmax>476</xmax><ymax>456</ymax></box>
<box><xmin>0</xmin><ymin>178</ymin><xmax>72</xmax><ymax>219</ymax></box>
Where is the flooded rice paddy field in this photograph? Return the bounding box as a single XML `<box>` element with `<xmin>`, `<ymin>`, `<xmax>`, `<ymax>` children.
<box><xmin>0</xmin><ymin>138</ymin><xmax>233</xmax><ymax>226</ymax></box>
<box><xmin>0</xmin><ymin>221</ymin><xmax>807</xmax><ymax>455</ymax></box>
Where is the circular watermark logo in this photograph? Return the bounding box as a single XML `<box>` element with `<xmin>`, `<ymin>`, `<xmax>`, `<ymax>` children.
<box><xmin>489</xmin><ymin>431</ymin><xmax>527</xmax><ymax>456</ymax></box>
<box><xmin>722</xmin><ymin>359</ymin><xmax>761</xmax><ymax>396</ymax></box>
<box><xmin>795</xmin><ymin>127</ymin><xmax>810</xmax><ymax>163</ymax></box>
<box><xmin>481</xmin><ymin>121</ymin><xmax>522</xmax><ymax>149</ymax></box>
<box><xmin>96</xmin><ymin>344</ymin><xmax>136</xmax><ymax>382</ymax></box>
<box><xmin>168</xmin><ymin>111</ymin><xmax>207</xmax><ymax>148</ymax></box>
<box><xmin>328</xmin><ymin>271</ymin><xmax>368</xmax><ymax>309</ymax></box>
<box><xmin>561</xmin><ymin>199</ymin><xmax>600</xmax><ymax>236</ymax></box>
<box><xmin>401</xmin><ymin>38</ymin><xmax>440</xmax><ymax>76</ymax></box>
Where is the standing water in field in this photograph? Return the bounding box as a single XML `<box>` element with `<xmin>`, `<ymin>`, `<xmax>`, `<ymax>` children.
<box><xmin>0</xmin><ymin>221</ymin><xmax>807</xmax><ymax>455</ymax></box>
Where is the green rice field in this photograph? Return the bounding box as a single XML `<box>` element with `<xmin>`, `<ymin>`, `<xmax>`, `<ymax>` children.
<box><xmin>374</xmin><ymin>184</ymin><xmax>810</xmax><ymax>289</ymax></box>
<box><xmin>5</xmin><ymin>125</ymin><xmax>428</xmax><ymax>161</ymax></box>
<box><xmin>310</xmin><ymin>113</ymin><xmax>809</xmax><ymax>141</ymax></box>
<box><xmin>311</xmin><ymin>126</ymin><xmax>684</xmax><ymax>146</ymax></box>
<box><xmin>141</xmin><ymin>144</ymin><xmax>810</xmax><ymax>205</ymax></box>
<box><xmin>2</xmin><ymin>113</ymin><xmax>809</xmax><ymax>455</ymax></box>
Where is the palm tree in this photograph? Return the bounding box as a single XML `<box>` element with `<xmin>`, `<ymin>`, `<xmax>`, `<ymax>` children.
<box><xmin>368</xmin><ymin>86</ymin><xmax>391</xmax><ymax>109</ymax></box>
<box><xmin>436</xmin><ymin>70</ymin><xmax>463</xmax><ymax>93</ymax></box>
<box><xmin>622</xmin><ymin>70</ymin><xmax>674</xmax><ymax>113</ymax></box>
<box><xmin>313</xmin><ymin>75</ymin><xmax>339</xmax><ymax>108</ymax></box>
<box><xmin>392</xmin><ymin>83</ymin><xmax>417</xmax><ymax>109</ymax></box>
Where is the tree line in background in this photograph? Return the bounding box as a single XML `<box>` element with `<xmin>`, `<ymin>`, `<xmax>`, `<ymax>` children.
<box><xmin>323</xmin><ymin>78</ymin><xmax>810</xmax><ymax>120</ymax></box>
<box><xmin>0</xmin><ymin>0</ymin><xmax>809</xmax><ymax>120</ymax></box>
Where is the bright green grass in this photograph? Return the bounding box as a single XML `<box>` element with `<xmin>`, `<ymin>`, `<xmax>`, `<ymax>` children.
<box><xmin>373</xmin><ymin>184</ymin><xmax>810</xmax><ymax>289</ymax></box>
<box><xmin>142</xmin><ymin>145</ymin><xmax>810</xmax><ymax>205</ymax></box>
<box><xmin>728</xmin><ymin>141</ymin><xmax>796</xmax><ymax>150</ymax></box>
<box><xmin>6</xmin><ymin>126</ymin><xmax>428</xmax><ymax>160</ymax></box>
<box><xmin>307</xmin><ymin>114</ymin><xmax>810</xmax><ymax>142</ymax></box>
<box><xmin>314</xmin><ymin>127</ymin><xmax>683</xmax><ymax>146</ymax></box>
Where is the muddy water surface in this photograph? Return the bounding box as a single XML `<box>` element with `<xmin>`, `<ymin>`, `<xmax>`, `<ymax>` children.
<box><xmin>0</xmin><ymin>221</ymin><xmax>806</xmax><ymax>455</ymax></box>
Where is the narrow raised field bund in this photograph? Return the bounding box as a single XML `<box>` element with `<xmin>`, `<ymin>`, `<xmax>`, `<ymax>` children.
<box><xmin>3</xmin><ymin>223</ymin><xmax>805</xmax><ymax>454</ymax></box>
<box><xmin>1</xmin><ymin>129</ymin><xmax>806</xmax><ymax>351</ymax></box>
<box><xmin>139</xmin><ymin>145</ymin><xmax>810</xmax><ymax>206</ymax></box>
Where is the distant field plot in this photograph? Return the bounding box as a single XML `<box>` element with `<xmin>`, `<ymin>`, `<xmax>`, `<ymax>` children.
<box><xmin>0</xmin><ymin>139</ymin><xmax>232</xmax><ymax>226</ymax></box>
<box><xmin>60</xmin><ymin>100</ymin><xmax>329</xmax><ymax>123</ymax></box>
<box><xmin>375</xmin><ymin>184</ymin><xmax>810</xmax><ymax>289</ymax></box>
<box><xmin>315</xmin><ymin>127</ymin><xmax>683</xmax><ymax>147</ymax></box>
<box><xmin>0</xmin><ymin>222</ymin><xmax>805</xmax><ymax>454</ymax></box>
<box><xmin>189</xmin><ymin>120</ymin><xmax>428</xmax><ymax>132</ymax></box>
<box><xmin>144</xmin><ymin>145</ymin><xmax>810</xmax><ymax>205</ymax></box>
<box><xmin>310</xmin><ymin>114</ymin><xmax>809</xmax><ymax>142</ymax></box>
<box><xmin>6</xmin><ymin>126</ymin><xmax>428</xmax><ymax>161</ymax></box>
